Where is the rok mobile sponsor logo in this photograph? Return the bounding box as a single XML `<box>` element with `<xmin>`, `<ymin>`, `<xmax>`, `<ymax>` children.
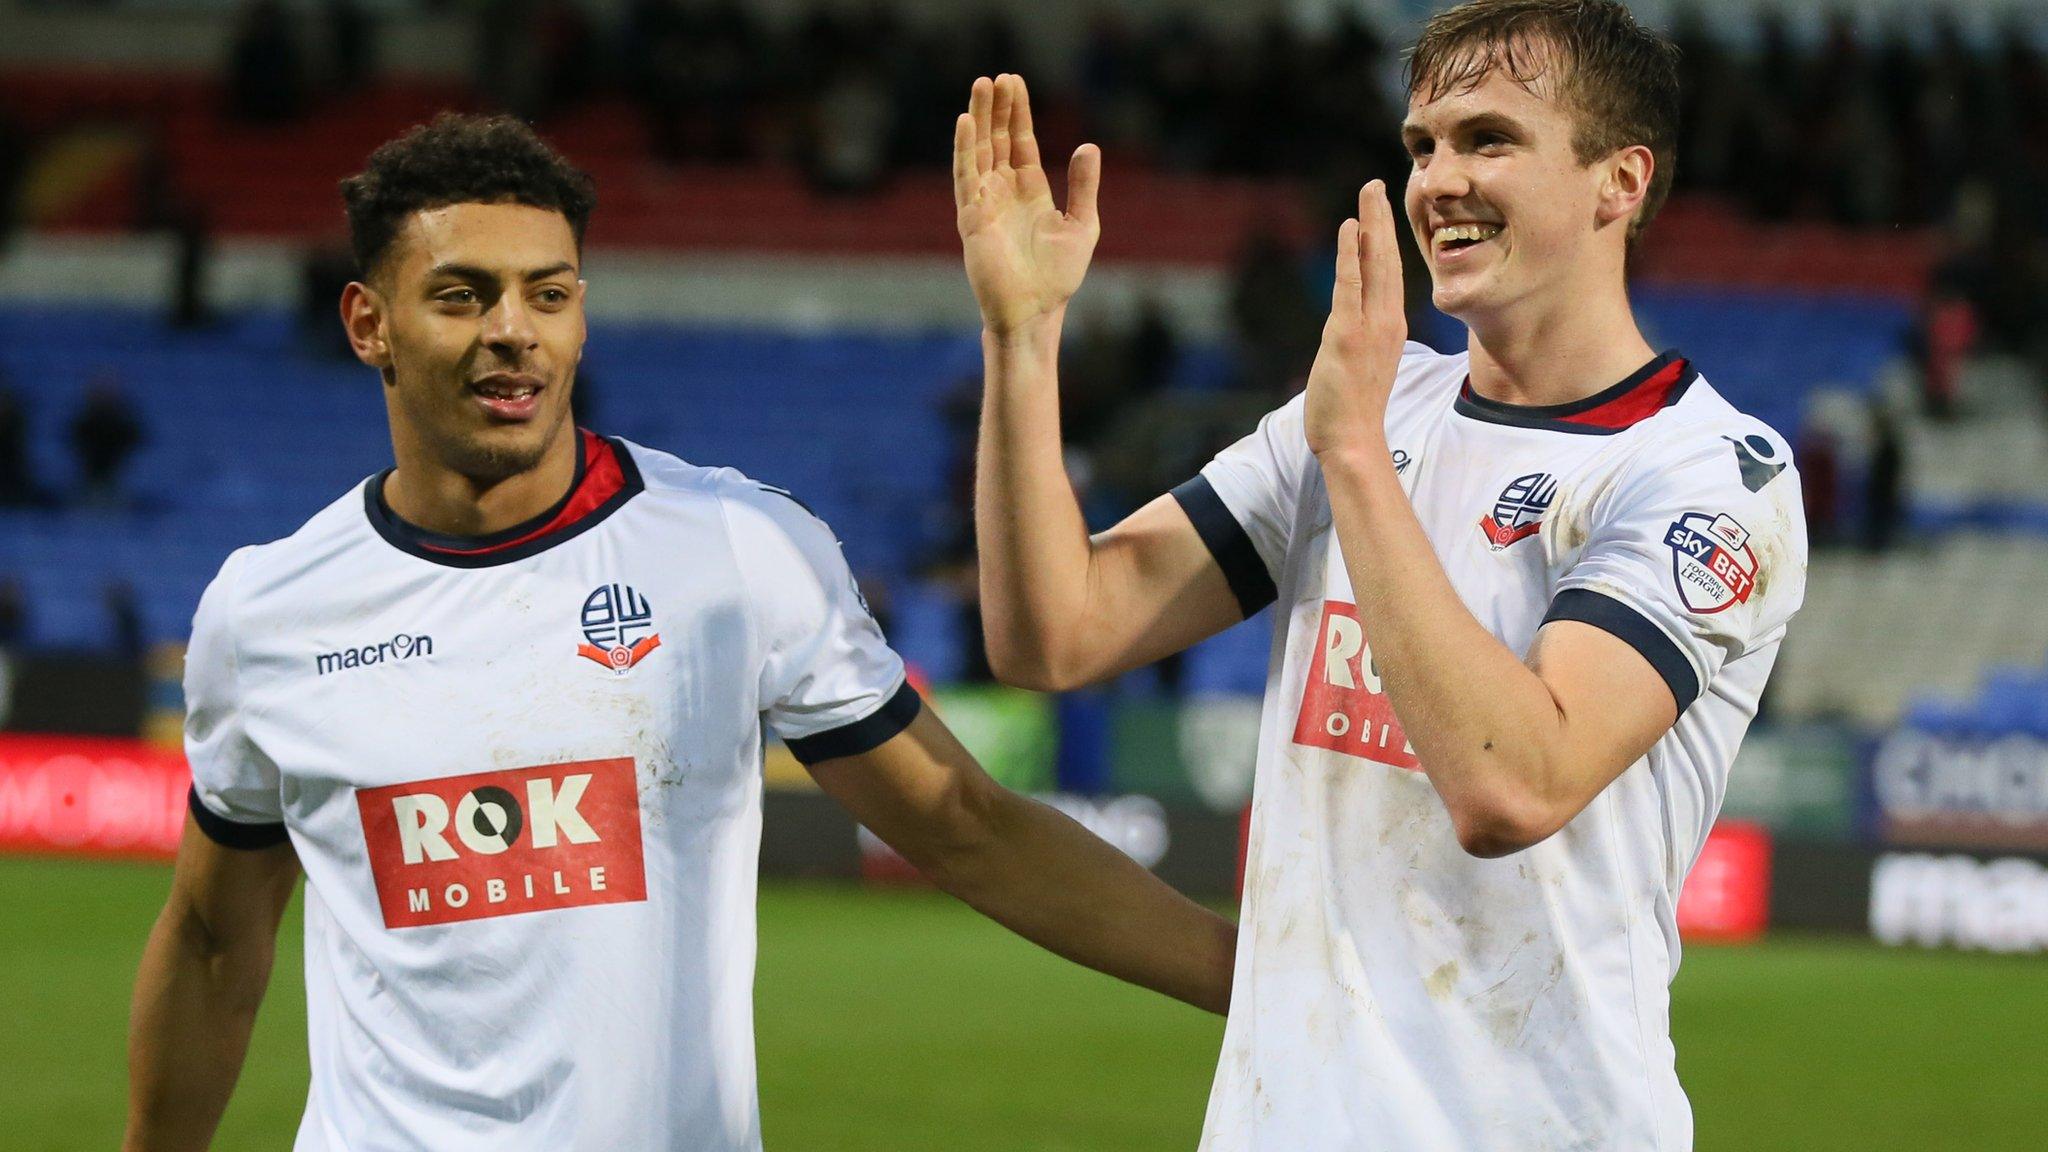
<box><xmin>1664</xmin><ymin>512</ymin><xmax>1758</xmax><ymax>613</ymax></box>
<box><xmin>316</xmin><ymin>633</ymin><xmax>434</xmax><ymax>676</ymax></box>
<box><xmin>1291</xmin><ymin>601</ymin><xmax>1419</xmax><ymax>770</ymax></box>
<box><xmin>1870</xmin><ymin>853</ymin><xmax>2048</xmax><ymax>954</ymax></box>
<box><xmin>356</xmin><ymin>758</ymin><xmax>647</xmax><ymax>928</ymax></box>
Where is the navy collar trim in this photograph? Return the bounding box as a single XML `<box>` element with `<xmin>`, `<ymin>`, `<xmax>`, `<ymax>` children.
<box><xmin>365</xmin><ymin>435</ymin><xmax>645</xmax><ymax>569</ymax></box>
<box><xmin>1453</xmin><ymin>350</ymin><xmax>1696</xmax><ymax>435</ymax></box>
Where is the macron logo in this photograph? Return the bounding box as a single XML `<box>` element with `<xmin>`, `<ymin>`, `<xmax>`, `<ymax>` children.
<box><xmin>316</xmin><ymin>633</ymin><xmax>433</xmax><ymax>676</ymax></box>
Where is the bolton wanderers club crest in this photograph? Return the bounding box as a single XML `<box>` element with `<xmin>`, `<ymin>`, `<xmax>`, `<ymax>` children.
<box><xmin>1478</xmin><ymin>472</ymin><xmax>1558</xmax><ymax>550</ymax></box>
<box><xmin>578</xmin><ymin>584</ymin><xmax>662</xmax><ymax>673</ymax></box>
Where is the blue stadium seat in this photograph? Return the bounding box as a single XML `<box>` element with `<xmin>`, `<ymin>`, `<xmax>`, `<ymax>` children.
<box><xmin>0</xmin><ymin>287</ymin><xmax>1918</xmax><ymax>668</ymax></box>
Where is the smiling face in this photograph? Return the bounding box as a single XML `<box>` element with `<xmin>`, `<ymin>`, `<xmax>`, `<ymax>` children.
<box><xmin>344</xmin><ymin>200</ymin><xmax>586</xmax><ymax>485</ymax></box>
<box><xmin>1401</xmin><ymin>50</ymin><xmax>1646</xmax><ymax>326</ymax></box>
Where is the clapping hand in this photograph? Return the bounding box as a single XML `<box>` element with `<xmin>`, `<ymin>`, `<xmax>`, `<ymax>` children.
<box><xmin>954</xmin><ymin>74</ymin><xmax>1103</xmax><ymax>339</ymax></box>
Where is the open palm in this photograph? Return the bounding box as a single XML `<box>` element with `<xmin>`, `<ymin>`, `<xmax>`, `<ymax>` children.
<box><xmin>954</xmin><ymin>74</ymin><xmax>1103</xmax><ymax>336</ymax></box>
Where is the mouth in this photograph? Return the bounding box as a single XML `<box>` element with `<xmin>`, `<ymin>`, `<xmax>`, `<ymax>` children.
<box><xmin>1431</xmin><ymin>222</ymin><xmax>1505</xmax><ymax>263</ymax></box>
<box><xmin>469</xmin><ymin>372</ymin><xmax>546</xmax><ymax>422</ymax></box>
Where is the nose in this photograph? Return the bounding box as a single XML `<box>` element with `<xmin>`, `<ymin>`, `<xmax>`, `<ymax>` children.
<box><xmin>481</xmin><ymin>293</ymin><xmax>538</xmax><ymax>356</ymax></box>
<box><xmin>1414</xmin><ymin>147</ymin><xmax>1473</xmax><ymax>207</ymax></box>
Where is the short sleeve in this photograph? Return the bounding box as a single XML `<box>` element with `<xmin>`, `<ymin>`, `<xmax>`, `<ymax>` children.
<box><xmin>1545</xmin><ymin>427</ymin><xmax>1808</xmax><ymax>713</ymax></box>
<box><xmin>722</xmin><ymin>483</ymin><xmax>918</xmax><ymax>765</ymax></box>
<box><xmin>1171</xmin><ymin>392</ymin><xmax>1310</xmax><ymax>618</ymax></box>
<box><xmin>184</xmin><ymin>548</ymin><xmax>289</xmax><ymax>848</ymax></box>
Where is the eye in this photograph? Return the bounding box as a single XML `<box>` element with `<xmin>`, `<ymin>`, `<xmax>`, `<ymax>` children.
<box><xmin>1406</xmin><ymin>137</ymin><xmax>1434</xmax><ymax>160</ymax></box>
<box><xmin>1475</xmin><ymin>132</ymin><xmax>1511</xmax><ymax>153</ymax></box>
<box><xmin>438</xmin><ymin>287</ymin><xmax>479</xmax><ymax>306</ymax></box>
<box><xmin>535</xmin><ymin>287</ymin><xmax>571</xmax><ymax>306</ymax></box>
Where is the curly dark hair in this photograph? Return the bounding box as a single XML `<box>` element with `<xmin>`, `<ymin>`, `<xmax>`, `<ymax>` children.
<box><xmin>339</xmin><ymin>112</ymin><xmax>597</xmax><ymax>278</ymax></box>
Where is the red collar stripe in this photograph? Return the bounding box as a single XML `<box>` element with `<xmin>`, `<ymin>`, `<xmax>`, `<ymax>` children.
<box><xmin>421</xmin><ymin>429</ymin><xmax>626</xmax><ymax>557</ymax></box>
<box><xmin>1551</xmin><ymin>358</ymin><xmax>1691</xmax><ymax>430</ymax></box>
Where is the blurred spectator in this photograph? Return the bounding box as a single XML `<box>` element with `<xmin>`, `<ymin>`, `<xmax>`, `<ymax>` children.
<box><xmin>0</xmin><ymin>379</ymin><xmax>45</xmax><ymax>508</ymax></box>
<box><xmin>477</xmin><ymin>0</ymin><xmax>544</xmax><ymax>119</ymax></box>
<box><xmin>0</xmin><ymin>577</ymin><xmax>24</xmax><ymax>650</ymax></box>
<box><xmin>0</xmin><ymin>575</ymin><xmax>22</xmax><ymax>728</ymax></box>
<box><xmin>478</xmin><ymin>0</ymin><xmax>597</xmax><ymax>120</ymax></box>
<box><xmin>1796</xmin><ymin>419</ymin><xmax>1841</xmax><ymax>550</ymax></box>
<box><xmin>570</xmin><ymin>368</ymin><xmax>598</xmax><ymax>428</ymax></box>
<box><xmin>535</xmin><ymin>0</ymin><xmax>599</xmax><ymax>116</ymax></box>
<box><xmin>0</xmin><ymin>110</ymin><xmax>26</xmax><ymax>252</ymax></box>
<box><xmin>168</xmin><ymin>208</ymin><xmax>216</xmax><ymax>330</ymax></box>
<box><xmin>1861</xmin><ymin>402</ymin><xmax>1908</xmax><ymax>554</ymax></box>
<box><xmin>923</xmin><ymin>373</ymin><xmax>994</xmax><ymax>684</ymax></box>
<box><xmin>131</xmin><ymin>128</ymin><xmax>183</xmax><ymax>234</ymax></box>
<box><xmin>301</xmin><ymin>244</ymin><xmax>360</xmax><ymax>359</ymax></box>
<box><xmin>226</xmin><ymin>0</ymin><xmax>310</xmax><ymax>124</ymax></box>
<box><xmin>106</xmin><ymin>580</ymin><xmax>145</xmax><ymax>661</ymax></box>
<box><xmin>1127</xmin><ymin>299</ymin><xmax>1177</xmax><ymax>400</ymax></box>
<box><xmin>325</xmin><ymin>0</ymin><xmax>376</xmax><ymax>95</ymax></box>
<box><xmin>1229</xmin><ymin>227</ymin><xmax>1320</xmax><ymax>398</ymax></box>
<box><xmin>70</xmin><ymin>377</ymin><xmax>146</xmax><ymax>510</ymax></box>
<box><xmin>803</xmin><ymin>63</ymin><xmax>895</xmax><ymax>195</ymax></box>
<box><xmin>1917</xmin><ymin>291</ymin><xmax>1979</xmax><ymax>419</ymax></box>
<box><xmin>631</xmin><ymin>0</ymin><xmax>766</xmax><ymax>163</ymax></box>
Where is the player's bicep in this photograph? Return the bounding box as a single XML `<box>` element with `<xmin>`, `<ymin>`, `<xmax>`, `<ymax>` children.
<box><xmin>1526</xmin><ymin>619</ymin><xmax>1680</xmax><ymax>814</ymax></box>
<box><xmin>1069</xmin><ymin>492</ymin><xmax>1251</xmax><ymax>684</ymax></box>
<box><xmin>803</xmin><ymin>705</ymin><xmax>1002</xmax><ymax>871</ymax></box>
<box><xmin>165</xmin><ymin>813</ymin><xmax>299</xmax><ymax>953</ymax></box>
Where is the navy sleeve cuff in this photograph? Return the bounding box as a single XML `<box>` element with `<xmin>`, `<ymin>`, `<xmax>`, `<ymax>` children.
<box><xmin>1170</xmin><ymin>475</ymin><xmax>1278</xmax><ymax>619</ymax></box>
<box><xmin>186</xmin><ymin>786</ymin><xmax>290</xmax><ymax>850</ymax></box>
<box><xmin>783</xmin><ymin>680</ymin><xmax>924</xmax><ymax>765</ymax></box>
<box><xmin>1543</xmin><ymin>589</ymin><xmax>1701</xmax><ymax>712</ymax></box>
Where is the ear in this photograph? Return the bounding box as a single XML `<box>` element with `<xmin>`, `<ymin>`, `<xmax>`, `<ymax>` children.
<box><xmin>1596</xmin><ymin>143</ymin><xmax>1654</xmax><ymax>231</ymax></box>
<box><xmin>340</xmin><ymin>280</ymin><xmax>393</xmax><ymax>371</ymax></box>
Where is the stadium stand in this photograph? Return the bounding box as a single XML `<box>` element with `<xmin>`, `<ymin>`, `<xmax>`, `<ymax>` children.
<box><xmin>0</xmin><ymin>278</ymin><xmax>1923</xmax><ymax>659</ymax></box>
<box><xmin>1</xmin><ymin>7</ymin><xmax>2042</xmax><ymax>734</ymax></box>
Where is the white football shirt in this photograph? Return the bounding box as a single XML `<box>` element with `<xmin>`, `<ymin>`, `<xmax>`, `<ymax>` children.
<box><xmin>1174</xmin><ymin>347</ymin><xmax>1807</xmax><ymax>1151</ymax></box>
<box><xmin>184</xmin><ymin>432</ymin><xmax>916</xmax><ymax>1151</ymax></box>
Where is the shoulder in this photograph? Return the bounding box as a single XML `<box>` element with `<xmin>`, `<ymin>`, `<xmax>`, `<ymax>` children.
<box><xmin>613</xmin><ymin>440</ymin><xmax>843</xmax><ymax>565</ymax></box>
<box><xmin>1391</xmin><ymin>341</ymin><xmax>1468</xmax><ymax>407</ymax></box>
<box><xmin>604</xmin><ymin>437</ymin><xmax>821</xmax><ymax>541</ymax></box>
<box><xmin>1589</xmin><ymin>375</ymin><xmax>1807</xmax><ymax>575</ymax></box>
<box><xmin>1617</xmin><ymin>374</ymin><xmax>1799</xmax><ymax>497</ymax></box>
<box><xmin>218</xmin><ymin>480</ymin><xmax>383</xmax><ymax>606</ymax></box>
<box><xmin>1237</xmin><ymin>344</ymin><xmax>1459</xmax><ymax>449</ymax></box>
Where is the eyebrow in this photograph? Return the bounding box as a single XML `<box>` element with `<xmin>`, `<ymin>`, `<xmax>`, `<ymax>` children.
<box><xmin>426</xmin><ymin>261</ymin><xmax>578</xmax><ymax>283</ymax></box>
<box><xmin>1401</xmin><ymin>111</ymin><xmax>1531</xmax><ymax>145</ymax></box>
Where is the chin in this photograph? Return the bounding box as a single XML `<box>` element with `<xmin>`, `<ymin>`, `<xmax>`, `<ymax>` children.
<box><xmin>1430</xmin><ymin>279</ymin><xmax>1483</xmax><ymax>320</ymax></box>
<box><xmin>446</xmin><ymin>422</ymin><xmax>560</xmax><ymax>483</ymax></box>
<box><xmin>1429</xmin><ymin>270</ymin><xmax>1511</xmax><ymax>325</ymax></box>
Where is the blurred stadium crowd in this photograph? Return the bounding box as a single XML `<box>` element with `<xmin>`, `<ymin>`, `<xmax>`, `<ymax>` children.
<box><xmin>0</xmin><ymin>2</ymin><xmax>2046</xmax><ymax>940</ymax></box>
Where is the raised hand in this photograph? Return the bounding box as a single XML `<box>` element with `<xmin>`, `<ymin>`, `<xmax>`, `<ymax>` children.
<box><xmin>954</xmin><ymin>74</ymin><xmax>1102</xmax><ymax>338</ymax></box>
<box><xmin>1304</xmin><ymin>181</ymin><xmax>1409</xmax><ymax>460</ymax></box>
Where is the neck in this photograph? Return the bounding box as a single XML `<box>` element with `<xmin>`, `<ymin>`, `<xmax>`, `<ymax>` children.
<box><xmin>383</xmin><ymin>429</ymin><xmax>579</xmax><ymax>538</ymax></box>
<box><xmin>1461</xmin><ymin>272</ymin><xmax>1656</xmax><ymax>407</ymax></box>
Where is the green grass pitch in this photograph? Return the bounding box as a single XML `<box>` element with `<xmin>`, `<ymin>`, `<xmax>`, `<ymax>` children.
<box><xmin>2</xmin><ymin>855</ymin><xmax>2040</xmax><ymax>1150</ymax></box>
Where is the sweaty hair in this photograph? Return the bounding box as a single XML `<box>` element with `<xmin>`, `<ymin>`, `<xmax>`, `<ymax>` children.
<box><xmin>340</xmin><ymin>112</ymin><xmax>597</xmax><ymax>278</ymax></box>
<box><xmin>1406</xmin><ymin>0</ymin><xmax>1681</xmax><ymax>245</ymax></box>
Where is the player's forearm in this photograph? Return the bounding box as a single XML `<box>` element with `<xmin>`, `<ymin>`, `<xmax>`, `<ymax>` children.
<box><xmin>123</xmin><ymin>907</ymin><xmax>275</xmax><ymax>1152</ymax></box>
<box><xmin>974</xmin><ymin>311</ymin><xmax>1101</xmax><ymax>689</ymax></box>
<box><xmin>929</xmin><ymin>788</ymin><xmax>1235</xmax><ymax>1014</ymax></box>
<box><xmin>1318</xmin><ymin>445</ymin><xmax>1576</xmax><ymax>852</ymax></box>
